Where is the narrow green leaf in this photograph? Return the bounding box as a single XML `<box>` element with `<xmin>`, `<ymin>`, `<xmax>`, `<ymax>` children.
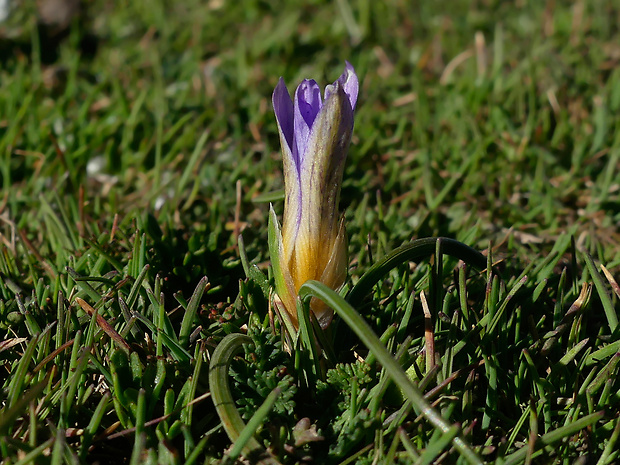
<box><xmin>348</xmin><ymin>237</ymin><xmax>488</xmax><ymax>308</ymax></box>
<box><xmin>12</xmin><ymin>438</ymin><xmax>55</xmax><ymax>465</ymax></box>
<box><xmin>595</xmin><ymin>418</ymin><xmax>620</xmax><ymax>465</ymax></box>
<box><xmin>7</xmin><ymin>335</ymin><xmax>40</xmax><ymax>410</ymax></box>
<box><xmin>418</xmin><ymin>425</ymin><xmax>461</xmax><ymax>465</ymax></box>
<box><xmin>50</xmin><ymin>426</ymin><xmax>65</xmax><ymax>465</ymax></box>
<box><xmin>502</xmin><ymin>411</ymin><xmax>604</xmax><ymax>465</ymax></box>
<box><xmin>126</xmin><ymin>264</ymin><xmax>151</xmax><ymax>308</ymax></box>
<box><xmin>296</xmin><ymin>299</ymin><xmax>322</xmax><ymax>386</ymax></box>
<box><xmin>227</xmin><ymin>388</ymin><xmax>282</xmax><ymax>462</ymax></box>
<box><xmin>252</xmin><ymin>189</ymin><xmax>285</xmax><ymax>203</ymax></box>
<box><xmin>584</xmin><ymin>254</ymin><xmax>618</xmax><ymax>331</ymax></box>
<box><xmin>586</xmin><ymin>340</ymin><xmax>620</xmax><ymax>366</ymax></box>
<box><xmin>176</xmin><ymin>130</ymin><xmax>209</xmax><ymax>199</ymax></box>
<box><xmin>179</xmin><ymin>276</ymin><xmax>209</xmax><ymax>346</ymax></box>
<box><xmin>79</xmin><ymin>393</ymin><xmax>111</xmax><ymax>461</ymax></box>
<box><xmin>129</xmin><ymin>389</ymin><xmax>147</xmax><ymax>465</ymax></box>
<box><xmin>208</xmin><ymin>333</ymin><xmax>280</xmax><ymax>464</ymax></box>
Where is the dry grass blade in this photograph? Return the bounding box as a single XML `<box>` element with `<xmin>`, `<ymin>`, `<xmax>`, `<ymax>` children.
<box><xmin>600</xmin><ymin>265</ymin><xmax>620</xmax><ymax>300</ymax></box>
<box><xmin>76</xmin><ymin>297</ymin><xmax>131</xmax><ymax>353</ymax></box>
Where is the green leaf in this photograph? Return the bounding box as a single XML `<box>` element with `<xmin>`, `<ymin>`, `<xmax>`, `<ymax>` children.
<box><xmin>209</xmin><ymin>333</ymin><xmax>281</xmax><ymax>465</ymax></box>
<box><xmin>347</xmin><ymin>237</ymin><xmax>488</xmax><ymax>307</ymax></box>
<box><xmin>584</xmin><ymin>254</ymin><xmax>618</xmax><ymax>331</ymax></box>
<box><xmin>501</xmin><ymin>411</ymin><xmax>604</xmax><ymax>465</ymax></box>
<box><xmin>179</xmin><ymin>276</ymin><xmax>209</xmax><ymax>346</ymax></box>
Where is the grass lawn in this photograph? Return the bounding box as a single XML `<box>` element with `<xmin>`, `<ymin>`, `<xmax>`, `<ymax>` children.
<box><xmin>1</xmin><ymin>0</ymin><xmax>619</xmax><ymax>463</ymax></box>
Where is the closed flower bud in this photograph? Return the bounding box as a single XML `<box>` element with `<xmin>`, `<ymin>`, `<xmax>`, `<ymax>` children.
<box><xmin>269</xmin><ymin>62</ymin><xmax>358</xmax><ymax>329</ymax></box>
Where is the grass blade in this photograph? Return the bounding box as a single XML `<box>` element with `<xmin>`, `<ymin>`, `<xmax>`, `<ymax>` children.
<box><xmin>179</xmin><ymin>276</ymin><xmax>209</xmax><ymax>346</ymax></box>
<box><xmin>348</xmin><ymin>237</ymin><xmax>488</xmax><ymax>307</ymax></box>
<box><xmin>584</xmin><ymin>254</ymin><xmax>618</xmax><ymax>331</ymax></box>
<box><xmin>209</xmin><ymin>333</ymin><xmax>280</xmax><ymax>464</ymax></box>
<box><xmin>502</xmin><ymin>411</ymin><xmax>604</xmax><ymax>465</ymax></box>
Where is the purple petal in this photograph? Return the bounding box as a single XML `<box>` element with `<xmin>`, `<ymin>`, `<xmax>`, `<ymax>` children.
<box><xmin>296</xmin><ymin>79</ymin><xmax>322</xmax><ymax>126</ymax></box>
<box><xmin>294</xmin><ymin>79</ymin><xmax>322</xmax><ymax>163</ymax></box>
<box><xmin>340</xmin><ymin>61</ymin><xmax>359</xmax><ymax>110</ymax></box>
<box><xmin>325</xmin><ymin>61</ymin><xmax>359</xmax><ymax>111</ymax></box>
<box><xmin>272</xmin><ymin>78</ymin><xmax>294</xmax><ymax>156</ymax></box>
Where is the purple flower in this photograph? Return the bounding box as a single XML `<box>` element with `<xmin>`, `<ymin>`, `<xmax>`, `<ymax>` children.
<box><xmin>269</xmin><ymin>62</ymin><xmax>358</xmax><ymax>329</ymax></box>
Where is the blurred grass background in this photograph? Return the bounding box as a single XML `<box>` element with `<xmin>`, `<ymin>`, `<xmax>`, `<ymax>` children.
<box><xmin>2</xmin><ymin>0</ymin><xmax>618</xmax><ymax>271</ymax></box>
<box><xmin>1</xmin><ymin>0</ymin><xmax>619</xmax><ymax>463</ymax></box>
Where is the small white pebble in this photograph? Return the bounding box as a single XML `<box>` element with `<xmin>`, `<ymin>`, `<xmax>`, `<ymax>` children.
<box><xmin>86</xmin><ymin>156</ymin><xmax>106</xmax><ymax>176</ymax></box>
<box><xmin>0</xmin><ymin>0</ymin><xmax>10</xmax><ymax>23</ymax></box>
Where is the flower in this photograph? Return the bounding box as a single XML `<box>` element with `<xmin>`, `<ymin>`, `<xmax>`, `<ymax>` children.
<box><xmin>269</xmin><ymin>62</ymin><xmax>359</xmax><ymax>329</ymax></box>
